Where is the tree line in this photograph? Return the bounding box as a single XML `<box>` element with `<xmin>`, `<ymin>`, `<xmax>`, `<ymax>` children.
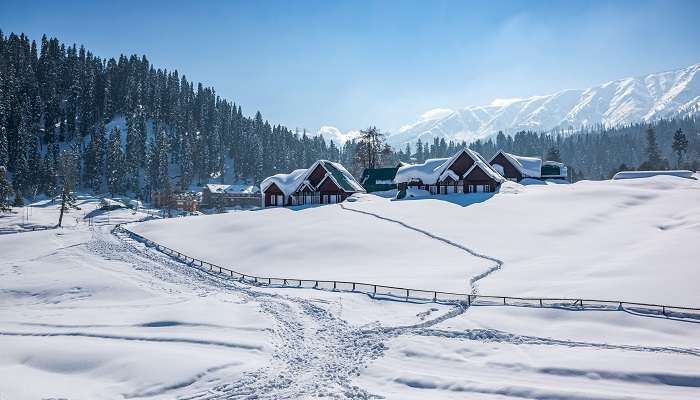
<box><xmin>0</xmin><ymin>31</ymin><xmax>348</xmax><ymax>204</ymax></box>
<box><xmin>382</xmin><ymin>117</ymin><xmax>698</xmax><ymax>181</ymax></box>
<box><xmin>0</xmin><ymin>30</ymin><xmax>698</xmax><ymax>210</ymax></box>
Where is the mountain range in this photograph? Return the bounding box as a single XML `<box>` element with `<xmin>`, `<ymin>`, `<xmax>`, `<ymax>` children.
<box><xmin>386</xmin><ymin>63</ymin><xmax>700</xmax><ymax>149</ymax></box>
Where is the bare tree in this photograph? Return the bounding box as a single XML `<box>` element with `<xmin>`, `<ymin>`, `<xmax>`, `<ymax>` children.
<box><xmin>353</xmin><ymin>126</ymin><xmax>389</xmax><ymax>175</ymax></box>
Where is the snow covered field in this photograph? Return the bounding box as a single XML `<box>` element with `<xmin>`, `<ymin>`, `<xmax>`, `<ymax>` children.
<box><xmin>131</xmin><ymin>175</ymin><xmax>700</xmax><ymax>306</ymax></box>
<box><xmin>2</xmin><ymin>175</ymin><xmax>700</xmax><ymax>399</ymax></box>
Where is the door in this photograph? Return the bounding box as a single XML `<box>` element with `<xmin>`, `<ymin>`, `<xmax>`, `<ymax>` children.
<box><xmin>476</xmin><ymin>185</ymin><xmax>484</xmax><ymax>193</ymax></box>
<box><xmin>330</xmin><ymin>195</ymin><xmax>337</xmax><ymax>204</ymax></box>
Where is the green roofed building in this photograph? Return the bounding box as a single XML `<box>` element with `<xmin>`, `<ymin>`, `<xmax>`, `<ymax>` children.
<box><xmin>360</xmin><ymin>165</ymin><xmax>401</xmax><ymax>192</ymax></box>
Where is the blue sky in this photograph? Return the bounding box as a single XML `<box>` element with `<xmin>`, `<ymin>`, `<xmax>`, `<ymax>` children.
<box><xmin>1</xmin><ymin>0</ymin><xmax>699</xmax><ymax>136</ymax></box>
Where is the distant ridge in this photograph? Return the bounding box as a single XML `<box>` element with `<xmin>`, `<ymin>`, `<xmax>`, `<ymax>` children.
<box><xmin>388</xmin><ymin>63</ymin><xmax>700</xmax><ymax>148</ymax></box>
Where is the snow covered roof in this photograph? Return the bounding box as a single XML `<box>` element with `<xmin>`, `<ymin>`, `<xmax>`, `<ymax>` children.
<box><xmin>260</xmin><ymin>160</ymin><xmax>364</xmax><ymax>197</ymax></box>
<box><xmin>490</xmin><ymin>150</ymin><xmax>542</xmax><ymax>178</ymax></box>
<box><xmin>612</xmin><ymin>170</ymin><xmax>696</xmax><ymax>180</ymax></box>
<box><xmin>395</xmin><ymin>157</ymin><xmax>449</xmax><ymax>184</ymax></box>
<box><xmin>318</xmin><ymin>160</ymin><xmax>365</xmax><ymax>193</ymax></box>
<box><xmin>395</xmin><ymin>148</ymin><xmax>505</xmax><ymax>185</ymax></box>
<box><xmin>205</xmin><ymin>184</ymin><xmax>259</xmax><ymax>194</ymax></box>
<box><xmin>260</xmin><ymin>169</ymin><xmax>308</xmax><ymax>197</ymax></box>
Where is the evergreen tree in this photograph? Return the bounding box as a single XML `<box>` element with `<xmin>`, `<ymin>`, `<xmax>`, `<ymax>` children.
<box><xmin>106</xmin><ymin>127</ymin><xmax>124</xmax><ymax>195</ymax></box>
<box><xmin>0</xmin><ymin>166</ymin><xmax>13</xmax><ymax>211</ymax></box>
<box><xmin>642</xmin><ymin>126</ymin><xmax>663</xmax><ymax>170</ymax></box>
<box><xmin>672</xmin><ymin>128</ymin><xmax>689</xmax><ymax>168</ymax></box>
<box><xmin>546</xmin><ymin>146</ymin><xmax>562</xmax><ymax>162</ymax></box>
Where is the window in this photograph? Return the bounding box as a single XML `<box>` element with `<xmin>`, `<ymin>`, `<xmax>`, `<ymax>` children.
<box><xmin>429</xmin><ymin>185</ymin><xmax>437</xmax><ymax>194</ymax></box>
<box><xmin>330</xmin><ymin>195</ymin><xmax>337</xmax><ymax>203</ymax></box>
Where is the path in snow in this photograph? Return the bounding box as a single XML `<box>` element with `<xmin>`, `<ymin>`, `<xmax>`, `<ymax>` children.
<box><xmin>95</xmin><ymin>225</ymin><xmax>394</xmax><ymax>399</ymax></box>
<box><xmin>339</xmin><ymin>203</ymin><xmax>503</xmax><ymax>294</ymax></box>
<box><xmin>78</xmin><ymin>220</ymin><xmax>700</xmax><ymax>399</ymax></box>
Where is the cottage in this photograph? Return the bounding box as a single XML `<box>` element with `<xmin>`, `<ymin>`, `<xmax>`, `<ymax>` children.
<box><xmin>260</xmin><ymin>160</ymin><xmax>365</xmax><ymax>207</ymax></box>
<box><xmin>201</xmin><ymin>184</ymin><xmax>261</xmax><ymax>208</ymax></box>
<box><xmin>360</xmin><ymin>164</ymin><xmax>402</xmax><ymax>193</ymax></box>
<box><xmin>488</xmin><ymin>150</ymin><xmax>542</xmax><ymax>181</ymax></box>
<box><xmin>488</xmin><ymin>150</ymin><xmax>568</xmax><ymax>181</ymax></box>
<box><xmin>395</xmin><ymin>148</ymin><xmax>505</xmax><ymax>195</ymax></box>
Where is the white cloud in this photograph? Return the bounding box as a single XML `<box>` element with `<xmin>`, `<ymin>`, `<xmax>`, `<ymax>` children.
<box><xmin>314</xmin><ymin>126</ymin><xmax>360</xmax><ymax>144</ymax></box>
<box><xmin>420</xmin><ymin>108</ymin><xmax>454</xmax><ymax>121</ymax></box>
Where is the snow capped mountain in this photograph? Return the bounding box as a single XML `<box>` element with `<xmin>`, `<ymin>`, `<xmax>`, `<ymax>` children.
<box><xmin>387</xmin><ymin>63</ymin><xmax>700</xmax><ymax>149</ymax></box>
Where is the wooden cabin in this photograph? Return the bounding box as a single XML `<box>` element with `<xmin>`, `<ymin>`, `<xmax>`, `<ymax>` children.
<box><xmin>395</xmin><ymin>148</ymin><xmax>505</xmax><ymax>196</ymax></box>
<box><xmin>360</xmin><ymin>164</ymin><xmax>401</xmax><ymax>192</ymax></box>
<box><xmin>260</xmin><ymin>160</ymin><xmax>365</xmax><ymax>207</ymax></box>
<box><xmin>488</xmin><ymin>150</ymin><xmax>568</xmax><ymax>181</ymax></box>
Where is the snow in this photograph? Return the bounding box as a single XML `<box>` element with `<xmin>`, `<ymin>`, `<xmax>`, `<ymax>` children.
<box><xmin>387</xmin><ymin>63</ymin><xmax>700</xmax><ymax>147</ymax></box>
<box><xmin>0</xmin><ymin>219</ymin><xmax>274</xmax><ymax>399</ymax></box>
<box><xmin>613</xmin><ymin>170</ymin><xmax>696</xmax><ymax>180</ymax></box>
<box><xmin>260</xmin><ymin>169</ymin><xmax>307</xmax><ymax>196</ymax></box>
<box><xmin>3</xmin><ymin>175</ymin><xmax>700</xmax><ymax>399</ymax></box>
<box><xmin>395</xmin><ymin>148</ymin><xmax>504</xmax><ymax>185</ymax></box>
<box><xmin>132</xmin><ymin>174</ymin><xmax>700</xmax><ymax>306</ymax></box>
<box><xmin>395</xmin><ymin>157</ymin><xmax>449</xmax><ymax>184</ymax></box>
<box><xmin>260</xmin><ymin>160</ymin><xmax>364</xmax><ymax>196</ymax></box>
<box><xmin>358</xmin><ymin>306</ymin><xmax>700</xmax><ymax>400</ymax></box>
<box><xmin>205</xmin><ymin>183</ymin><xmax>259</xmax><ymax>193</ymax></box>
<box><xmin>496</xmin><ymin>150</ymin><xmax>542</xmax><ymax>178</ymax></box>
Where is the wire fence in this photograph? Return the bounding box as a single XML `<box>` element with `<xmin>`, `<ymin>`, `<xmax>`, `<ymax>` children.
<box><xmin>115</xmin><ymin>224</ymin><xmax>700</xmax><ymax>322</ymax></box>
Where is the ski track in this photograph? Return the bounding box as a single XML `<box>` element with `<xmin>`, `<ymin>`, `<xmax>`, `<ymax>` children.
<box><xmin>339</xmin><ymin>203</ymin><xmax>503</xmax><ymax>294</ymax></box>
<box><xmin>60</xmin><ymin>222</ymin><xmax>698</xmax><ymax>399</ymax></box>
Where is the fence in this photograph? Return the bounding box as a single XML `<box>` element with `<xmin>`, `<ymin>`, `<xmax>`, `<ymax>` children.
<box><xmin>115</xmin><ymin>224</ymin><xmax>700</xmax><ymax>321</ymax></box>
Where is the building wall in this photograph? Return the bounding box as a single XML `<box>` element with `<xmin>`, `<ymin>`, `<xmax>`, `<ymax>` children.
<box><xmin>307</xmin><ymin>165</ymin><xmax>327</xmax><ymax>187</ymax></box>
<box><xmin>448</xmin><ymin>152</ymin><xmax>476</xmax><ymax>176</ymax></box>
<box><xmin>490</xmin><ymin>153</ymin><xmax>522</xmax><ymax>181</ymax></box>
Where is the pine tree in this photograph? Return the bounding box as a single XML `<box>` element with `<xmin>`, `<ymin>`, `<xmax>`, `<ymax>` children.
<box><xmin>106</xmin><ymin>127</ymin><xmax>124</xmax><ymax>195</ymax></box>
<box><xmin>0</xmin><ymin>166</ymin><xmax>13</xmax><ymax>211</ymax></box>
<box><xmin>642</xmin><ymin>126</ymin><xmax>662</xmax><ymax>169</ymax></box>
<box><xmin>546</xmin><ymin>146</ymin><xmax>562</xmax><ymax>162</ymax></box>
<box><xmin>416</xmin><ymin>139</ymin><xmax>424</xmax><ymax>162</ymax></box>
<box><xmin>672</xmin><ymin>128</ymin><xmax>688</xmax><ymax>168</ymax></box>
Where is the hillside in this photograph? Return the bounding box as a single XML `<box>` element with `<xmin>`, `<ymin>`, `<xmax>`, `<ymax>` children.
<box><xmin>389</xmin><ymin>63</ymin><xmax>700</xmax><ymax>148</ymax></box>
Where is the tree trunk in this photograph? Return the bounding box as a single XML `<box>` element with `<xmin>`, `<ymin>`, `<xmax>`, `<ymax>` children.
<box><xmin>58</xmin><ymin>187</ymin><xmax>67</xmax><ymax>227</ymax></box>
